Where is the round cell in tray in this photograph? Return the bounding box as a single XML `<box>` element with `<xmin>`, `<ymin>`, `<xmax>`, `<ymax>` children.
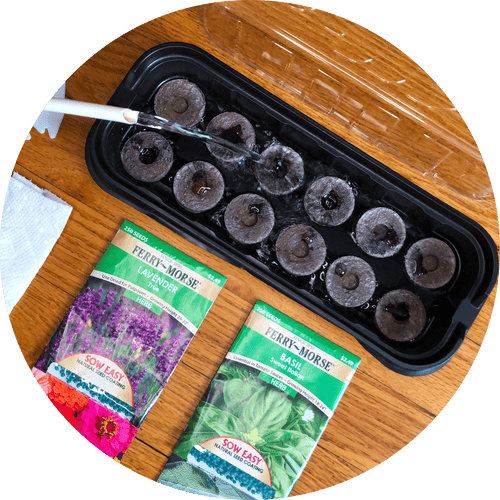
<box><xmin>120</xmin><ymin>131</ymin><xmax>174</xmax><ymax>182</ymax></box>
<box><xmin>375</xmin><ymin>289</ymin><xmax>426</xmax><ymax>342</ymax></box>
<box><xmin>276</xmin><ymin>224</ymin><xmax>326</xmax><ymax>276</ymax></box>
<box><xmin>355</xmin><ymin>207</ymin><xmax>406</xmax><ymax>258</ymax></box>
<box><xmin>224</xmin><ymin>193</ymin><xmax>275</xmax><ymax>244</ymax></box>
<box><xmin>154</xmin><ymin>79</ymin><xmax>206</xmax><ymax>127</ymax></box>
<box><xmin>325</xmin><ymin>256</ymin><xmax>376</xmax><ymax>307</ymax></box>
<box><xmin>304</xmin><ymin>176</ymin><xmax>355</xmax><ymax>226</ymax></box>
<box><xmin>404</xmin><ymin>238</ymin><xmax>457</xmax><ymax>289</ymax></box>
<box><xmin>253</xmin><ymin>144</ymin><xmax>304</xmax><ymax>195</ymax></box>
<box><xmin>173</xmin><ymin>161</ymin><xmax>225</xmax><ymax>213</ymax></box>
<box><xmin>206</xmin><ymin>112</ymin><xmax>256</xmax><ymax>165</ymax></box>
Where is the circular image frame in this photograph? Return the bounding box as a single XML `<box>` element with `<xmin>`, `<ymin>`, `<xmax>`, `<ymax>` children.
<box><xmin>1</xmin><ymin>0</ymin><xmax>498</xmax><ymax>500</ymax></box>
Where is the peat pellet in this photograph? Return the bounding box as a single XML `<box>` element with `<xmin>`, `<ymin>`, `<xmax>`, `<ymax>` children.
<box><xmin>120</xmin><ymin>131</ymin><xmax>173</xmax><ymax>182</ymax></box>
<box><xmin>375</xmin><ymin>289</ymin><xmax>426</xmax><ymax>342</ymax></box>
<box><xmin>326</xmin><ymin>256</ymin><xmax>376</xmax><ymax>307</ymax></box>
<box><xmin>254</xmin><ymin>144</ymin><xmax>304</xmax><ymax>195</ymax></box>
<box><xmin>154</xmin><ymin>79</ymin><xmax>206</xmax><ymax>127</ymax></box>
<box><xmin>173</xmin><ymin>161</ymin><xmax>225</xmax><ymax>213</ymax></box>
<box><xmin>224</xmin><ymin>193</ymin><xmax>275</xmax><ymax>245</ymax></box>
<box><xmin>355</xmin><ymin>207</ymin><xmax>406</xmax><ymax>258</ymax></box>
<box><xmin>276</xmin><ymin>224</ymin><xmax>326</xmax><ymax>276</ymax></box>
<box><xmin>206</xmin><ymin>112</ymin><xmax>256</xmax><ymax>164</ymax></box>
<box><xmin>304</xmin><ymin>176</ymin><xmax>355</xmax><ymax>226</ymax></box>
<box><xmin>405</xmin><ymin>238</ymin><xmax>456</xmax><ymax>289</ymax></box>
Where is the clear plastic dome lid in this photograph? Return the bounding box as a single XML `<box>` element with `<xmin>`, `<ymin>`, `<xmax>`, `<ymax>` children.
<box><xmin>198</xmin><ymin>3</ymin><xmax>492</xmax><ymax>204</ymax></box>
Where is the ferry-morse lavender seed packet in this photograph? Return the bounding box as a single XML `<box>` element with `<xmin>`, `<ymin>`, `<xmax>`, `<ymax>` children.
<box><xmin>158</xmin><ymin>301</ymin><xmax>360</xmax><ymax>499</ymax></box>
<box><xmin>32</xmin><ymin>219</ymin><xmax>226</xmax><ymax>460</ymax></box>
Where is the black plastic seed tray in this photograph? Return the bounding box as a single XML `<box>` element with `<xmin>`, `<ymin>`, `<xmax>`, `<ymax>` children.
<box><xmin>85</xmin><ymin>43</ymin><xmax>498</xmax><ymax>376</ymax></box>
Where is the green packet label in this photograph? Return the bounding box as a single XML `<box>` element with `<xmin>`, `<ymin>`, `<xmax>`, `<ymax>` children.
<box><xmin>229</xmin><ymin>301</ymin><xmax>361</xmax><ymax>416</ymax></box>
<box><xmin>93</xmin><ymin>220</ymin><xmax>227</xmax><ymax>332</ymax></box>
<box><xmin>158</xmin><ymin>301</ymin><xmax>360</xmax><ymax>499</ymax></box>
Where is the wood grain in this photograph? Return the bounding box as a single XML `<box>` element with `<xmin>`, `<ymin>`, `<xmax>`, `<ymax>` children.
<box><xmin>8</xmin><ymin>2</ymin><xmax>499</xmax><ymax>497</ymax></box>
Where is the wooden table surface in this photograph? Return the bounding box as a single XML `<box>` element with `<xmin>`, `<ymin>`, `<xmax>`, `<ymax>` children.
<box><xmin>8</xmin><ymin>2</ymin><xmax>499</xmax><ymax>497</ymax></box>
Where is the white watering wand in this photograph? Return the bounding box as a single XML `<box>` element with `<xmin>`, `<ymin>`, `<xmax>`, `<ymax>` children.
<box><xmin>44</xmin><ymin>98</ymin><xmax>261</xmax><ymax>161</ymax></box>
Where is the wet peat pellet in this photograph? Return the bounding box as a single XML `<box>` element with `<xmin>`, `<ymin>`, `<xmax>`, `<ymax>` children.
<box><xmin>206</xmin><ymin>112</ymin><xmax>256</xmax><ymax>164</ymax></box>
<box><xmin>224</xmin><ymin>193</ymin><xmax>275</xmax><ymax>245</ymax></box>
<box><xmin>154</xmin><ymin>79</ymin><xmax>206</xmax><ymax>127</ymax></box>
<box><xmin>304</xmin><ymin>176</ymin><xmax>355</xmax><ymax>226</ymax></box>
<box><xmin>355</xmin><ymin>207</ymin><xmax>406</xmax><ymax>258</ymax></box>
<box><xmin>405</xmin><ymin>238</ymin><xmax>456</xmax><ymax>289</ymax></box>
<box><xmin>173</xmin><ymin>161</ymin><xmax>225</xmax><ymax>213</ymax></box>
<box><xmin>254</xmin><ymin>144</ymin><xmax>304</xmax><ymax>195</ymax></box>
<box><xmin>276</xmin><ymin>224</ymin><xmax>327</xmax><ymax>276</ymax></box>
<box><xmin>120</xmin><ymin>131</ymin><xmax>173</xmax><ymax>182</ymax></box>
<box><xmin>375</xmin><ymin>289</ymin><xmax>426</xmax><ymax>342</ymax></box>
<box><xmin>326</xmin><ymin>256</ymin><xmax>376</xmax><ymax>307</ymax></box>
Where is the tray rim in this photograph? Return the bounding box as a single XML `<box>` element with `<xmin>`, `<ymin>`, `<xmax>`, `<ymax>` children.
<box><xmin>85</xmin><ymin>42</ymin><xmax>499</xmax><ymax>376</ymax></box>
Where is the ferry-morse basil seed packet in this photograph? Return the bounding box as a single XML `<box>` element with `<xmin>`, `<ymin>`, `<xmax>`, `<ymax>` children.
<box><xmin>158</xmin><ymin>301</ymin><xmax>360</xmax><ymax>499</ymax></box>
<box><xmin>32</xmin><ymin>220</ymin><xmax>226</xmax><ymax>460</ymax></box>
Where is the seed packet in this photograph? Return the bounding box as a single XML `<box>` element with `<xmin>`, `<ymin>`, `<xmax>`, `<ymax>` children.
<box><xmin>158</xmin><ymin>301</ymin><xmax>361</xmax><ymax>499</ymax></box>
<box><xmin>32</xmin><ymin>220</ymin><xmax>226</xmax><ymax>460</ymax></box>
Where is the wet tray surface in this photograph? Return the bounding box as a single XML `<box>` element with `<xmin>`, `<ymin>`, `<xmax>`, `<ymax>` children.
<box><xmin>85</xmin><ymin>43</ymin><xmax>498</xmax><ymax>376</ymax></box>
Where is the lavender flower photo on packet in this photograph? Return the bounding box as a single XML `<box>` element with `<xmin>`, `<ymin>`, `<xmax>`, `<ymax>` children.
<box><xmin>32</xmin><ymin>220</ymin><xmax>226</xmax><ymax>460</ymax></box>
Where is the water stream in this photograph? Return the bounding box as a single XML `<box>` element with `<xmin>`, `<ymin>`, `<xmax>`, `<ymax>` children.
<box><xmin>137</xmin><ymin>112</ymin><xmax>261</xmax><ymax>162</ymax></box>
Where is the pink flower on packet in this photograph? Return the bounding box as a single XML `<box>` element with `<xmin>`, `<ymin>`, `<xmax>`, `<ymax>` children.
<box><xmin>76</xmin><ymin>399</ymin><xmax>138</xmax><ymax>458</ymax></box>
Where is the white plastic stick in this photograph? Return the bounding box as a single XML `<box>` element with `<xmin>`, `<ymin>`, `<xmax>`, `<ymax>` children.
<box><xmin>44</xmin><ymin>98</ymin><xmax>139</xmax><ymax>125</ymax></box>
